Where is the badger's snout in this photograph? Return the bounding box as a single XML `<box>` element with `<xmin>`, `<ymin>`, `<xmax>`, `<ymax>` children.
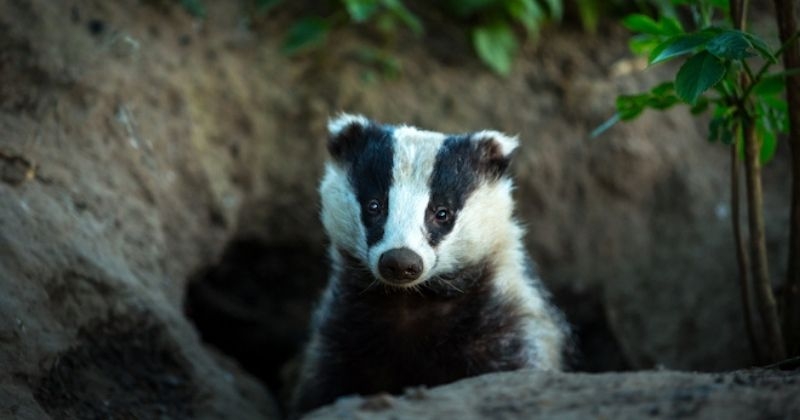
<box><xmin>378</xmin><ymin>248</ymin><xmax>423</xmax><ymax>284</ymax></box>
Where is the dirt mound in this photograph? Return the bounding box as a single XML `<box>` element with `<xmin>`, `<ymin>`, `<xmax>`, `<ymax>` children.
<box><xmin>305</xmin><ymin>369</ymin><xmax>800</xmax><ymax>420</ymax></box>
<box><xmin>34</xmin><ymin>313</ymin><xmax>197</xmax><ymax>419</ymax></box>
<box><xmin>1</xmin><ymin>0</ymin><xmax>278</xmax><ymax>418</ymax></box>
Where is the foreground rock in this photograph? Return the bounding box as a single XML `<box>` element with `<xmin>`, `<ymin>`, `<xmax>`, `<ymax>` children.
<box><xmin>305</xmin><ymin>369</ymin><xmax>800</xmax><ymax>420</ymax></box>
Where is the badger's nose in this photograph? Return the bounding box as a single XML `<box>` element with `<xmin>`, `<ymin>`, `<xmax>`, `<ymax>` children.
<box><xmin>378</xmin><ymin>248</ymin><xmax>423</xmax><ymax>283</ymax></box>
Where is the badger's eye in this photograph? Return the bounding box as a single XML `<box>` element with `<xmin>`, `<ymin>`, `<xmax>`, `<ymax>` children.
<box><xmin>366</xmin><ymin>199</ymin><xmax>382</xmax><ymax>215</ymax></box>
<box><xmin>434</xmin><ymin>207</ymin><xmax>451</xmax><ymax>223</ymax></box>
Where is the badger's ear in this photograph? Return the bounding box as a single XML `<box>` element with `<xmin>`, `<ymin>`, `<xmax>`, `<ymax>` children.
<box><xmin>472</xmin><ymin>130</ymin><xmax>519</xmax><ymax>179</ymax></box>
<box><xmin>327</xmin><ymin>113</ymin><xmax>371</xmax><ymax>160</ymax></box>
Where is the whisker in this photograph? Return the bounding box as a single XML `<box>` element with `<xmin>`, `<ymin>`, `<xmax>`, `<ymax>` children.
<box><xmin>440</xmin><ymin>277</ymin><xmax>464</xmax><ymax>293</ymax></box>
<box><xmin>359</xmin><ymin>278</ymin><xmax>380</xmax><ymax>295</ymax></box>
<box><xmin>410</xmin><ymin>283</ymin><xmax>424</xmax><ymax>296</ymax></box>
<box><xmin>427</xmin><ymin>275</ymin><xmax>465</xmax><ymax>294</ymax></box>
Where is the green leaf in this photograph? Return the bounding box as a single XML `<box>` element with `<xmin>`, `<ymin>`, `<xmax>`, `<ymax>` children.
<box><xmin>757</xmin><ymin>95</ymin><xmax>789</xmax><ymax>135</ymax></box>
<box><xmin>629</xmin><ymin>34</ymin><xmax>663</xmax><ymax>56</ymax></box>
<box><xmin>614</xmin><ymin>82</ymin><xmax>681</xmax><ymax>121</ymax></box>
<box><xmin>707</xmin><ymin>30</ymin><xmax>754</xmax><ymax>60</ymax></box>
<box><xmin>646</xmin><ymin>94</ymin><xmax>680</xmax><ymax>110</ymax></box>
<box><xmin>446</xmin><ymin>0</ymin><xmax>495</xmax><ymax>16</ymax></box>
<box><xmin>708</xmin><ymin>115</ymin><xmax>723</xmax><ymax>142</ymax></box>
<box><xmin>719</xmin><ymin>120</ymin><xmax>735</xmax><ymax>145</ymax></box>
<box><xmin>753</xmin><ymin>75</ymin><xmax>786</xmax><ymax>96</ymax></box>
<box><xmin>355</xmin><ymin>47</ymin><xmax>402</xmax><ymax>78</ymax></box>
<box><xmin>650</xmin><ymin>81</ymin><xmax>675</xmax><ymax>96</ymax></box>
<box><xmin>649</xmin><ymin>32</ymin><xmax>715</xmax><ymax>65</ymax></box>
<box><xmin>647</xmin><ymin>82</ymin><xmax>680</xmax><ymax>110</ymax></box>
<box><xmin>707</xmin><ymin>0</ymin><xmax>730</xmax><ymax>10</ymax></box>
<box><xmin>744</xmin><ymin>32</ymin><xmax>777</xmax><ymax>63</ymax></box>
<box><xmin>737</xmin><ymin>130</ymin><xmax>744</xmax><ymax>156</ymax></box>
<box><xmin>255</xmin><ymin>0</ymin><xmax>283</xmax><ymax>13</ymax></box>
<box><xmin>762</xmin><ymin>94</ymin><xmax>789</xmax><ymax>114</ymax></box>
<box><xmin>282</xmin><ymin>17</ymin><xmax>330</xmax><ymax>54</ymax></box>
<box><xmin>542</xmin><ymin>0</ymin><xmax>563</xmax><ymax>20</ymax></box>
<box><xmin>616</xmin><ymin>93</ymin><xmax>649</xmax><ymax>120</ymax></box>
<box><xmin>690</xmin><ymin>96</ymin><xmax>710</xmax><ymax>114</ymax></box>
<box><xmin>709</xmin><ymin>106</ymin><xmax>737</xmax><ymax>144</ymax></box>
<box><xmin>675</xmin><ymin>51</ymin><xmax>726</xmax><ymax>104</ymax></box>
<box><xmin>708</xmin><ymin>111</ymin><xmax>735</xmax><ymax>145</ymax></box>
<box><xmin>180</xmin><ymin>0</ymin><xmax>205</xmax><ymax>17</ymax></box>
<box><xmin>383</xmin><ymin>0</ymin><xmax>424</xmax><ymax>35</ymax></box>
<box><xmin>623</xmin><ymin>14</ymin><xmax>663</xmax><ymax>35</ymax></box>
<box><xmin>622</xmin><ymin>14</ymin><xmax>682</xmax><ymax>36</ymax></box>
<box><xmin>757</xmin><ymin>122</ymin><xmax>778</xmax><ymax>164</ymax></box>
<box><xmin>507</xmin><ymin>0</ymin><xmax>544</xmax><ymax>33</ymax></box>
<box><xmin>473</xmin><ymin>23</ymin><xmax>518</xmax><ymax>76</ymax></box>
<box><xmin>660</xmin><ymin>17</ymin><xmax>683</xmax><ymax>36</ymax></box>
<box><xmin>375</xmin><ymin>12</ymin><xmax>396</xmax><ymax>33</ymax></box>
<box><xmin>343</xmin><ymin>0</ymin><xmax>380</xmax><ymax>22</ymax></box>
<box><xmin>576</xmin><ymin>0</ymin><xmax>601</xmax><ymax>33</ymax></box>
<box><xmin>517</xmin><ymin>13</ymin><xmax>540</xmax><ymax>36</ymax></box>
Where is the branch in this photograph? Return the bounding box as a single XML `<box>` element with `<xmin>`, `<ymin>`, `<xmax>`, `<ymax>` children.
<box><xmin>743</xmin><ymin>31</ymin><xmax>800</xmax><ymax>101</ymax></box>
<box><xmin>731</xmin><ymin>143</ymin><xmax>761</xmax><ymax>363</ymax></box>
<box><xmin>741</xmin><ymin>117</ymin><xmax>787</xmax><ymax>362</ymax></box>
<box><xmin>729</xmin><ymin>0</ymin><xmax>746</xmax><ymax>30</ymax></box>
<box><xmin>729</xmin><ymin>0</ymin><xmax>787</xmax><ymax>362</ymax></box>
<box><xmin>773</xmin><ymin>0</ymin><xmax>800</xmax><ymax>357</ymax></box>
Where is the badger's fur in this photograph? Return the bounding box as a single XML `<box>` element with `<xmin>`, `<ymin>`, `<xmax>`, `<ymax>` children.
<box><xmin>291</xmin><ymin>114</ymin><xmax>569</xmax><ymax>415</ymax></box>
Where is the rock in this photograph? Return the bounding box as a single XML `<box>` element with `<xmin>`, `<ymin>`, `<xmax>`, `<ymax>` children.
<box><xmin>304</xmin><ymin>369</ymin><xmax>800</xmax><ymax>420</ymax></box>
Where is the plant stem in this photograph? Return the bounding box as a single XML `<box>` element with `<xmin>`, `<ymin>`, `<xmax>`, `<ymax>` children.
<box><xmin>741</xmin><ymin>117</ymin><xmax>788</xmax><ymax>362</ymax></box>
<box><xmin>774</xmin><ymin>0</ymin><xmax>800</xmax><ymax>357</ymax></box>
<box><xmin>773</xmin><ymin>30</ymin><xmax>800</xmax><ymax>59</ymax></box>
<box><xmin>729</xmin><ymin>0</ymin><xmax>746</xmax><ymax>30</ymax></box>
<box><xmin>731</xmin><ymin>0</ymin><xmax>786</xmax><ymax>362</ymax></box>
<box><xmin>742</xmin><ymin>31</ymin><xmax>800</xmax><ymax>101</ymax></box>
<box><xmin>731</xmin><ymin>142</ymin><xmax>761</xmax><ymax>363</ymax></box>
<box><xmin>742</xmin><ymin>61</ymin><xmax>756</xmax><ymax>85</ymax></box>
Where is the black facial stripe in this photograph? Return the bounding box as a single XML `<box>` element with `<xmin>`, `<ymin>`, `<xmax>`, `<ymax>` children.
<box><xmin>346</xmin><ymin>125</ymin><xmax>395</xmax><ymax>246</ymax></box>
<box><xmin>426</xmin><ymin>135</ymin><xmax>480</xmax><ymax>246</ymax></box>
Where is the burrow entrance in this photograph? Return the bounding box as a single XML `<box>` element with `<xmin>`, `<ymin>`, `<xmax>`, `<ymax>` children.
<box><xmin>183</xmin><ymin>236</ymin><xmax>631</xmax><ymax>412</ymax></box>
<box><xmin>183</xmin><ymin>236</ymin><xmax>328</xmax><ymax>407</ymax></box>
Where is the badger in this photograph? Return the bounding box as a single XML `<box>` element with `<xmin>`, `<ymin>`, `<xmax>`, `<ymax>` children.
<box><xmin>291</xmin><ymin>114</ymin><xmax>569</xmax><ymax>415</ymax></box>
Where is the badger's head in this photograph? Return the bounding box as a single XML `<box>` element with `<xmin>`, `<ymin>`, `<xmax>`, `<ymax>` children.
<box><xmin>320</xmin><ymin>114</ymin><xmax>520</xmax><ymax>289</ymax></box>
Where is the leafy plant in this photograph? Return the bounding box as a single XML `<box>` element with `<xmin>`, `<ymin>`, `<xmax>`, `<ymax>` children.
<box><xmin>280</xmin><ymin>0</ymin><xmax>423</xmax><ymax>56</ymax></box>
<box><xmin>282</xmin><ymin>16</ymin><xmax>332</xmax><ymax>54</ymax></box>
<box><xmin>179</xmin><ymin>0</ymin><xmax>205</xmax><ymax>17</ymax></box>
<box><xmin>174</xmin><ymin>0</ymin><xmax>564</xmax><ymax>74</ymax></box>
<box><xmin>178</xmin><ymin>0</ymin><xmax>713</xmax><ymax>76</ymax></box>
<box><xmin>277</xmin><ymin>0</ymin><xmax>563</xmax><ymax>75</ymax></box>
<box><xmin>444</xmin><ymin>0</ymin><xmax>563</xmax><ymax>75</ymax></box>
<box><xmin>596</xmin><ymin>0</ymin><xmax>800</xmax><ymax>363</ymax></box>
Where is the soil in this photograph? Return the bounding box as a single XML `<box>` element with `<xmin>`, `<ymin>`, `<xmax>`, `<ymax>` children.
<box><xmin>305</xmin><ymin>368</ymin><xmax>800</xmax><ymax>420</ymax></box>
<box><xmin>0</xmin><ymin>1</ymin><xmax>796</xmax><ymax>419</ymax></box>
<box><xmin>34</xmin><ymin>313</ymin><xmax>197</xmax><ymax>419</ymax></box>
